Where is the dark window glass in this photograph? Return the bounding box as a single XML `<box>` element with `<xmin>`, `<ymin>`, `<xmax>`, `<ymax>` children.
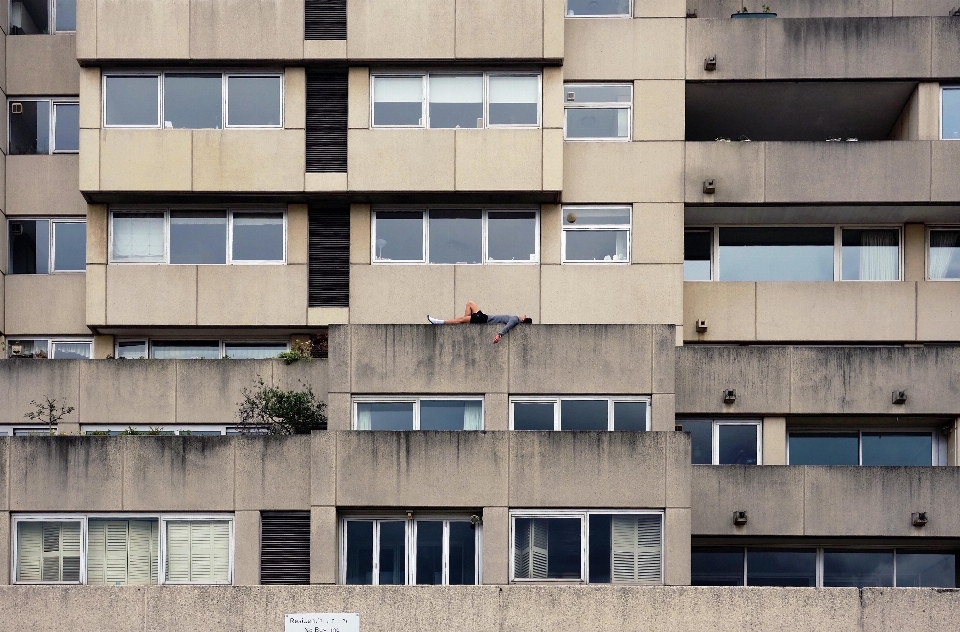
<box><xmin>861</xmin><ymin>433</ymin><xmax>932</xmax><ymax>466</ymax></box>
<box><xmin>717</xmin><ymin>425</ymin><xmax>758</xmax><ymax>465</ymax></box>
<box><xmin>747</xmin><ymin>549</ymin><xmax>817</xmax><ymax>587</ymax></box>
<box><xmin>359</xmin><ymin>402</ymin><xmax>414</xmax><ymax>431</ymax></box>
<box><xmin>227</xmin><ymin>76</ymin><xmax>282</xmax><ymax>126</ymax></box>
<box><xmin>448</xmin><ymin>522</ymin><xmax>476</xmax><ymax>585</ymax></box>
<box><xmin>487</xmin><ymin>211</ymin><xmax>537</xmax><ymax>262</ymax></box>
<box><xmin>588</xmin><ymin>514</ymin><xmax>612</xmax><ymax>583</ymax></box>
<box><xmin>514</xmin><ymin>517</ymin><xmax>581</xmax><ymax>579</ymax></box>
<box><xmin>105</xmin><ymin>76</ymin><xmax>160</xmax><ymax>127</ymax></box>
<box><xmin>896</xmin><ymin>552</ymin><xmax>957</xmax><ymax>588</ymax></box>
<box><xmin>428</xmin><ymin>76</ymin><xmax>483</xmax><ymax>129</ymax></box>
<box><xmin>823</xmin><ymin>550</ymin><xmax>894</xmax><ymax>588</ymax></box>
<box><xmin>560</xmin><ymin>399</ymin><xmax>608</xmax><ymax>431</ymax></box>
<box><xmin>232</xmin><ymin>213</ymin><xmax>284</xmax><ymax>261</ymax></box>
<box><xmin>789</xmin><ymin>433</ymin><xmax>860</xmax><ymax>465</ymax></box>
<box><xmin>10</xmin><ymin>100</ymin><xmax>50</xmax><ymax>154</ymax></box>
<box><xmin>378</xmin><ymin>521</ymin><xmax>406</xmax><ymax>585</ymax></box>
<box><xmin>564</xmin><ymin>230</ymin><xmax>629</xmax><ymax>261</ymax></box>
<box><xmin>691</xmin><ymin>548</ymin><xmax>744</xmax><ymax>586</ymax></box>
<box><xmin>344</xmin><ymin>521</ymin><xmax>373</xmax><ymax>585</ymax></box>
<box><xmin>53</xmin><ymin>103</ymin><xmax>79</xmax><ymax>151</ymax></box>
<box><xmin>53</xmin><ymin>222</ymin><xmax>86</xmax><ymax>272</ymax></box>
<box><xmin>929</xmin><ymin>230</ymin><xmax>960</xmax><ymax>279</ymax></box>
<box><xmin>679</xmin><ymin>420</ymin><xmax>712</xmax><ymax>464</ymax></box>
<box><xmin>163</xmin><ymin>74</ymin><xmax>223</xmax><ymax>129</ymax></box>
<box><xmin>613</xmin><ymin>401</ymin><xmax>647</xmax><ymax>431</ymax></box>
<box><xmin>56</xmin><ymin>0</ymin><xmax>76</xmax><ymax>30</ymax></box>
<box><xmin>513</xmin><ymin>403</ymin><xmax>555</xmax><ymax>430</ymax></box>
<box><xmin>169</xmin><ymin>212</ymin><xmax>227</xmax><ymax>265</ymax></box>
<box><xmin>420</xmin><ymin>400</ymin><xmax>481</xmax><ymax>431</ymax></box>
<box><xmin>942</xmin><ymin>88</ymin><xmax>960</xmax><ymax>140</ymax></box>
<box><xmin>718</xmin><ymin>227</ymin><xmax>834</xmax><ymax>281</ymax></box>
<box><xmin>116</xmin><ymin>341</ymin><xmax>147</xmax><ymax>359</ymax></box>
<box><xmin>375</xmin><ymin>211</ymin><xmax>423</xmax><ymax>261</ymax></box>
<box><xmin>684</xmin><ymin>229</ymin><xmax>711</xmax><ymax>281</ymax></box>
<box><xmin>415</xmin><ymin>521</ymin><xmax>443</xmax><ymax>585</ymax></box>
<box><xmin>9</xmin><ymin>219</ymin><xmax>49</xmax><ymax>274</ymax></box>
<box><xmin>566</xmin><ymin>0</ymin><xmax>631</xmax><ymax>15</ymax></box>
<box><xmin>428</xmin><ymin>210</ymin><xmax>482</xmax><ymax>264</ymax></box>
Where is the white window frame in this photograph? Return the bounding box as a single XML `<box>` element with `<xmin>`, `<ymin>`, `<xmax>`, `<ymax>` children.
<box><xmin>560</xmin><ymin>205</ymin><xmax>632</xmax><ymax>264</ymax></box>
<box><xmin>940</xmin><ymin>86</ymin><xmax>960</xmax><ymax>141</ymax></box>
<box><xmin>926</xmin><ymin>226</ymin><xmax>960</xmax><ymax>281</ymax></box>
<box><xmin>683</xmin><ymin>227</ymin><xmax>713</xmax><ymax>282</ymax></box>
<box><xmin>114</xmin><ymin>339</ymin><xmax>290</xmax><ymax>359</ymax></box>
<box><xmin>509</xmin><ymin>396</ymin><xmax>651</xmax><ymax>431</ymax></box>
<box><xmin>158</xmin><ymin>515</ymin><xmax>235</xmax><ymax>585</ymax></box>
<box><xmin>108</xmin><ymin>208</ymin><xmax>288</xmax><ymax>265</ymax></box>
<box><xmin>7</xmin><ymin>98</ymin><xmax>79</xmax><ymax>154</ymax></box>
<box><xmin>680</xmin><ymin>419</ymin><xmax>763</xmax><ymax>465</ymax></box>
<box><xmin>9</xmin><ymin>0</ymin><xmax>75</xmax><ymax>34</ymax></box>
<box><xmin>339</xmin><ymin>514</ymin><xmax>482</xmax><ymax>586</ymax></box>
<box><xmin>352</xmin><ymin>396</ymin><xmax>485</xmax><ymax>430</ymax></box>
<box><xmin>564</xmin><ymin>0</ymin><xmax>633</xmax><ymax>17</ymax></box>
<box><xmin>7</xmin><ymin>216</ymin><xmax>86</xmax><ymax>274</ymax></box>
<box><xmin>0</xmin><ymin>425</ymin><xmax>56</xmax><ymax>436</ymax></box>
<box><xmin>687</xmin><ymin>225</ymin><xmax>904</xmax><ymax>283</ymax></box>
<box><xmin>11</xmin><ymin>514</ymin><xmax>86</xmax><ymax>585</ymax></box>
<box><xmin>562</xmin><ymin>83</ymin><xmax>633</xmax><ymax>142</ymax></box>
<box><xmin>371</xmin><ymin>207</ymin><xmax>540</xmax><ymax>265</ymax></box>
<box><xmin>786</xmin><ymin>428</ymin><xmax>944</xmax><ymax>466</ymax></box>
<box><xmin>508</xmin><ymin>509</ymin><xmax>664</xmax><ymax>584</ymax></box>
<box><xmin>102</xmin><ymin>70</ymin><xmax>284</xmax><ymax>130</ymax></box>
<box><xmin>370</xmin><ymin>71</ymin><xmax>543</xmax><ymax>130</ymax></box>
<box><xmin>6</xmin><ymin>337</ymin><xmax>93</xmax><ymax>359</ymax></box>
<box><xmin>79</xmin><ymin>424</ymin><xmax>234</xmax><ymax>436</ymax></box>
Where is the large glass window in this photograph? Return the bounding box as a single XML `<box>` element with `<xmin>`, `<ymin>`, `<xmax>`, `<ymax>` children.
<box><xmin>170</xmin><ymin>212</ymin><xmax>227</xmax><ymax>264</ymax></box>
<box><xmin>564</xmin><ymin>84</ymin><xmax>632</xmax><ymax>140</ymax></box>
<box><xmin>342</xmin><ymin>517</ymin><xmax>480</xmax><ymax>586</ymax></box>
<box><xmin>928</xmin><ymin>229</ymin><xmax>960</xmax><ymax>279</ymax></box>
<box><xmin>9</xmin><ymin>219</ymin><xmax>85</xmax><ymax>274</ymax></box>
<box><xmin>941</xmin><ymin>87</ymin><xmax>960</xmax><ymax>140</ymax></box>
<box><xmin>150</xmin><ymin>341</ymin><xmax>221</xmax><ymax>360</ymax></box>
<box><xmin>114</xmin><ymin>339</ymin><xmax>287</xmax><ymax>360</ymax></box>
<box><xmin>372</xmin><ymin>76</ymin><xmax>424</xmax><ymax>126</ymax></box>
<box><xmin>691</xmin><ymin>548</ymin><xmax>744</xmax><ymax>586</ymax></box>
<box><xmin>104</xmin><ymin>75</ymin><xmax>161</xmax><ymax>127</ymax></box>
<box><xmin>9</xmin><ymin>99</ymin><xmax>79</xmax><ymax>154</ymax></box>
<box><xmin>226</xmin><ymin>75</ymin><xmax>283</xmax><ymax>127</ymax></box>
<box><xmin>55</xmin><ymin>0</ymin><xmax>76</xmax><ymax>31</ymax></box>
<box><xmin>788</xmin><ymin>429</ymin><xmax>936</xmax><ymax>466</ymax></box>
<box><xmin>372</xmin><ymin>209</ymin><xmax>538</xmax><ymax>264</ymax></box>
<box><xmin>511</xmin><ymin>397</ymin><xmax>650</xmax><ymax>431</ymax></box>
<box><xmin>6</xmin><ymin>338</ymin><xmax>91</xmax><ymax>359</ymax></box>
<box><xmin>840</xmin><ymin>229</ymin><xmax>900</xmax><ymax>281</ymax></box>
<box><xmin>677</xmin><ymin>420</ymin><xmax>761</xmax><ymax>465</ymax></box>
<box><xmin>684</xmin><ymin>229</ymin><xmax>712</xmax><ymax>281</ymax></box>
<box><xmin>429</xmin><ymin>75</ymin><xmax>483</xmax><ymax>129</ymax></box>
<box><xmin>566</xmin><ymin>0</ymin><xmax>631</xmax><ymax>16</ymax></box>
<box><xmin>488</xmin><ymin>76</ymin><xmax>540</xmax><ymax>126</ymax></box>
<box><xmin>163</xmin><ymin>74</ymin><xmax>223</xmax><ymax>129</ymax></box>
<box><xmin>562</xmin><ymin>206</ymin><xmax>630</xmax><ymax>262</ymax></box>
<box><xmin>354</xmin><ymin>398</ymin><xmax>484</xmax><ymax>431</ymax></box>
<box><xmin>511</xmin><ymin>511</ymin><xmax>663</xmax><ymax>584</ymax></box>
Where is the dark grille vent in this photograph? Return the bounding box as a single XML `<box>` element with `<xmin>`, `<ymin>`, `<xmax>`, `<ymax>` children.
<box><xmin>309</xmin><ymin>207</ymin><xmax>350</xmax><ymax>307</ymax></box>
<box><xmin>260</xmin><ymin>512</ymin><xmax>311</xmax><ymax>585</ymax></box>
<box><xmin>305</xmin><ymin>0</ymin><xmax>347</xmax><ymax>40</ymax></box>
<box><xmin>306</xmin><ymin>72</ymin><xmax>348</xmax><ymax>173</ymax></box>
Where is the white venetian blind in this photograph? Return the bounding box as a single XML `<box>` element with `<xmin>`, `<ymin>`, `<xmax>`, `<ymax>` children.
<box><xmin>88</xmin><ymin>519</ymin><xmax>158</xmax><ymax>585</ymax></box>
<box><xmin>17</xmin><ymin>521</ymin><xmax>82</xmax><ymax>582</ymax></box>
<box><xmin>611</xmin><ymin>515</ymin><xmax>662</xmax><ymax>585</ymax></box>
<box><xmin>166</xmin><ymin>521</ymin><xmax>231</xmax><ymax>584</ymax></box>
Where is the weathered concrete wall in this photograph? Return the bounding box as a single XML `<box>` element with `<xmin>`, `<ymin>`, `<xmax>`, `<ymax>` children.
<box><xmin>690</xmin><ymin>0</ymin><xmax>958</xmax><ymax>18</ymax></box>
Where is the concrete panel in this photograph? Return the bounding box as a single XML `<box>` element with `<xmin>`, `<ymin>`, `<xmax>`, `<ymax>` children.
<box><xmin>78</xmin><ymin>129</ymin><xmax>99</xmax><ymax>191</ymax></box>
<box><xmin>665</xmin><ymin>430</ymin><xmax>690</xmax><ymax>507</ymax></box>
<box><xmin>637</xmin><ymin>0</ymin><xmax>686</xmax><ymax>16</ymax></box>
<box><xmin>455</xmin><ymin>0</ymin><xmax>542</xmax><ymax>59</ymax></box>
<box><xmin>895</xmin><ymin>0</ymin><xmax>957</xmax><ymax>16</ymax></box>
<box><xmin>509</xmin><ymin>432</ymin><xmax>667</xmax><ymax>507</ymax></box>
<box><xmin>4</xmin><ymin>275</ymin><xmax>87</xmax><ymax>335</ymax></box>
<box><xmin>0</xmin><ymin>585</ymin><xmax>145</xmax><ymax>631</ymax></box>
<box><xmin>86</xmin><ymin>205</ymin><xmax>107</xmax><ymax>265</ymax></box>
<box><xmin>189</xmin><ymin>0</ymin><xmax>303</xmax><ymax>59</ymax></box>
<box><xmin>542</xmin><ymin>67</ymin><xmax>564</xmax><ymax>130</ymax></box>
<box><xmin>691</xmin><ymin>466</ymin><xmax>805</xmax><ymax>536</ymax></box>
<box><xmin>917</xmin><ymin>281</ymin><xmax>960</xmax><ymax>340</ymax></box>
<box><xmin>455</xmin><ymin>130</ymin><xmax>543</xmax><ymax>191</ymax></box>
<box><xmin>233</xmin><ymin>510</ymin><xmax>259</xmax><ymax>586</ymax></box>
<box><xmin>804</xmin><ymin>467</ymin><xmax>960</xmax><ymax>537</ymax></box>
<box><xmin>304</xmin><ymin>173</ymin><xmax>347</xmax><ymax>191</ymax></box>
<box><xmin>902</xmin><ymin>223</ymin><xmax>924</xmax><ymax>282</ymax></box>
<box><xmin>634</xmin><ymin>80</ymin><xmax>685</xmax><ymax>141</ymax></box>
<box><xmin>931</xmin><ymin>141</ymin><xmax>960</xmax><ymax>200</ymax></box>
<box><xmin>675</xmin><ymin>346</ymin><xmax>791</xmax><ymax>415</ymax></box>
<box><xmin>664</xmin><ymin>507</ymin><xmax>691</xmax><ymax>586</ymax></box>
<box><xmin>284</xmin><ymin>68</ymin><xmax>306</xmax><ymax>130</ymax></box>
<box><xmin>653</xmin><ymin>325</ymin><xmax>677</xmax><ymax>395</ymax></box>
<box><xmin>99</xmin><ymin>129</ymin><xmax>193</xmax><ymax>192</ymax></box>
<box><xmin>95</xmin><ymin>0</ymin><xmax>190</xmax><ymax>59</ymax></box>
<box><xmin>85</xmin><ymin>263</ymin><xmax>106</xmax><ymax>326</ymax></box>
<box><xmin>174</xmin><ymin>360</ymin><xmax>274</xmax><ymax>425</ymax></box>
<box><xmin>76</xmin><ymin>0</ymin><xmax>96</xmax><ymax>60</ymax></box>
<box><xmin>272</xmin><ymin>357</ymin><xmax>328</xmax><ymax>401</ymax></box>
<box><xmin>192</xmin><ymin>130</ymin><xmax>305</xmax><ymax>192</ymax></box>
<box><xmin>347</xmin><ymin>0</ymin><xmax>455</xmax><ymax>59</ymax></box>
<box><xmin>122</xmin><ymin>437</ymin><xmax>235</xmax><ymax>511</ymax></box>
<box><xmin>303</xmin><ymin>40</ymin><xmax>346</xmax><ymax>59</ymax></box>
<box><xmin>453</xmin><ymin>265</ymin><xmax>540</xmax><ymax>326</ymax></box>
<box><xmin>327</xmin><ymin>393</ymin><xmax>351</xmax><ymax>432</ymax></box>
<box><xmin>483</xmin><ymin>393</ymin><xmax>509</xmax><ymax>431</ymax></box>
<box><xmin>327</xmin><ymin>323</ymin><xmax>350</xmax><ymax>394</ymax></box>
<box><xmin>863</xmin><ymin>587</ymin><xmax>960</xmax><ymax>632</ymax></box>
<box><xmin>0</xmin><ymin>441</ymin><xmax>6</xmax><ymax>510</ymax></box>
<box><xmin>481</xmin><ymin>506</ymin><xmax>508</xmax><ymax>584</ymax></box>
<box><xmin>543</xmin><ymin>0</ymin><xmax>564</xmax><ymax>58</ymax></box>
<box><xmin>683</xmin><ymin>282</ymin><xmax>758</xmax><ymax>342</ymax></box>
<box><xmin>310</xmin><ymin>505</ymin><xmax>337</xmax><ymax>584</ymax></box>
<box><xmin>9</xmin><ymin>437</ymin><xmax>122</xmax><ymax>511</ymax></box>
<box><xmin>542</xmin><ymin>128</ymin><xmax>563</xmax><ymax>191</ymax></box>
<box><xmin>652</xmin><ymin>393</ymin><xmax>677</xmax><ymax>432</ymax></box>
<box><xmin>78</xmin><ymin>360</ymin><xmax>177</xmax><ymax>425</ymax></box>
<box><xmin>0</xmin><ymin>360</ymin><xmax>80</xmax><ymax>425</ymax></box>
<box><xmin>540</xmin><ymin>264</ymin><xmax>683</xmax><ymax>325</ymax></box>
<box><xmin>287</xmin><ymin>204</ymin><xmax>308</xmax><ymax>265</ymax></box>
<box><xmin>508</xmin><ymin>324</ymin><xmax>654</xmax><ymax>394</ymax></box>
<box><xmin>684</xmin><ymin>142</ymin><xmax>765</xmax><ymax>204</ymax></box>
<box><xmin>563</xmin><ymin>142</ymin><xmax>683</xmax><ymax>203</ymax></box>
<box><xmin>349</xmin><ymin>265</ymin><xmax>455</xmax><ymax>324</ymax></box>
<box><xmin>690</xmin><ymin>0</ymin><xmax>892</xmax><ymax>18</ymax></box>
<box><xmin>348</xmin><ymin>130</ymin><xmax>456</xmax><ymax>192</ymax></box>
<box><xmin>633</xmin><ymin>203</ymin><xmax>684</xmax><ymax>264</ymax></box>
<box><xmin>685</xmin><ymin>19</ymin><xmax>766</xmax><ymax>80</ymax></box>
<box><xmin>236</xmin><ymin>436</ymin><xmax>311</xmax><ymax>510</ymax></box>
<box><xmin>6</xmin><ymin>34</ymin><xmax>77</xmax><ymax>95</ymax></box>
<box><xmin>756</xmin><ymin>282</ymin><xmax>916</xmax><ymax>341</ymax></box>
<box><xmin>6</xmin><ymin>155</ymin><xmax>86</xmax><ymax>216</ymax></box>
<box><xmin>350</xmin><ymin>324</ymin><xmax>508</xmax><ymax>394</ymax></box>
<box><xmin>307</xmin><ymin>307</ymin><xmax>349</xmax><ymax>325</ymax></box>
<box><xmin>932</xmin><ymin>17</ymin><xmax>960</xmax><ymax>77</ymax></box>
<box><xmin>349</xmin><ymin>204</ymin><xmax>371</xmax><ymax>264</ymax></box>
<box><xmin>348</xmin><ymin>67</ymin><xmax>370</xmax><ymax>130</ymax></box>
<box><xmin>762</xmin><ymin>417</ymin><xmax>787</xmax><ymax>465</ymax></box>
<box><xmin>540</xmin><ymin>204</ymin><xmax>561</xmax><ymax>264</ymax></box>
<box><xmin>105</xmin><ymin>265</ymin><xmax>197</xmax><ymax>326</ymax></box>
<box><xmin>197</xmin><ymin>265</ymin><xmax>307</xmax><ymax>326</ymax></box>
<box><xmin>309</xmin><ymin>431</ymin><xmax>337</xmax><ymax>506</ymax></box>
<box><xmin>335</xmin><ymin>432</ymin><xmax>509</xmax><ymax>507</ymax></box>
<box><xmin>564</xmin><ymin>18</ymin><xmax>686</xmax><ymax>80</ymax></box>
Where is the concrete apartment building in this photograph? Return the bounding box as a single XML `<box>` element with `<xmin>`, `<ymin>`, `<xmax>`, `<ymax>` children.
<box><xmin>0</xmin><ymin>0</ymin><xmax>959</xmax><ymax>629</ymax></box>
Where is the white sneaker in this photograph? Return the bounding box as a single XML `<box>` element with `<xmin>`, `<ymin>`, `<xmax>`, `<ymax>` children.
<box><xmin>427</xmin><ymin>315</ymin><xmax>444</xmax><ymax>325</ymax></box>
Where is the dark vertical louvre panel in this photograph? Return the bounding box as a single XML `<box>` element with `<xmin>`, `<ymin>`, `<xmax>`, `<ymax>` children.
<box><xmin>260</xmin><ymin>512</ymin><xmax>311</xmax><ymax>585</ymax></box>
<box><xmin>306</xmin><ymin>72</ymin><xmax>348</xmax><ymax>173</ymax></box>
<box><xmin>305</xmin><ymin>0</ymin><xmax>347</xmax><ymax>40</ymax></box>
<box><xmin>309</xmin><ymin>206</ymin><xmax>350</xmax><ymax>307</ymax></box>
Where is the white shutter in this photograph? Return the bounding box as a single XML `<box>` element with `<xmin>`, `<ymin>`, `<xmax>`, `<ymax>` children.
<box><xmin>610</xmin><ymin>515</ymin><xmax>662</xmax><ymax>585</ymax></box>
<box><xmin>89</xmin><ymin>519</ymin><xmax>158</xmax><ymax>586</ymax></box>
<box><xmin>32</xmin><ymin>521</ymin><xmax>82</xmax><ymax>583</ymax></box>
<box><xmin>16</xmin><ymin>522</ymin><xmax>43</xmax><ymax>582</ymax></box>
<box><xmin>127</xmin><ymin>520</ymin><xmax>158</xmax><ymax>585</ymax></box>
<box><xmin>514</xmin><ymin>519</ymin><xmax>550</xmax><ymax>580</ymax></box>
<box><xmin>105</xmin><ymin>521</ymin><xmax>130</xmax><ymax>585</ymax></box>
<box><xmin>514</xmin><ymin>521</ymin><xmax>530</xmax><ymax>579</ymax></box>
<box><xmin>166</xmin><ymin>522</ymin><xmax>193</xmax><ymax>583</ymax></box>
<box><xmin>165</xmin><ymin>520</ymin><xmax>231</xmax><ymax>584</ymax></box>
<box><xmin>87</xmin><ymin>520</ymin><xmax>107</xmax><ymax>584</ymax></box>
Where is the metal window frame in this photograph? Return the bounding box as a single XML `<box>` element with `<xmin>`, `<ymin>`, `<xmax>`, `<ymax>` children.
<box><xmin>8</xmin><ymin>0</ymin><xmax>76</xmax><ymax>34</ymax></box>
<box><xmin>786</xmin><ymin>427</ymin><xmax>943</xmax><ymax>466</ymax></box>
<box><xmin>7</xmin><ymin>97</ymin><xmax>80</xmax><ymax>155</ymax></box>
<box><xmin>351</xmin><ymin>395</ymin><xmax>486</xmax><ymax>431</ymax></box>
<box><xmin>562</xmin><ymin>82</ymin><xmax>633</xmax><ymax>142</ymax></box>
<box><xmin>560</xmin><ymin>205</ymin><xmax>632</xmax><ymax>264</ymax></box>
<box><xmin>509</xmin><ymin>396</ymin><xmax>652</xmax><ymax>431</ymax></box>
<box><xmin>940</xmin><ymin>85</ymin><xmax>960</xmax><ymax>141</ymax></box>
<box><xmin>679</xmin><ymin>418</ymin><xmax>763</xmax><ymax>465</ymax></box>
<box><xmin>0</xmin><ymin>425</ymin><xmax>57</xmax><ymax>436</ymax></box>
<box><xmin>7</xmin><ymin>216</ymin><xmax>86</xmax><ymax>274</ymax></box>
<box><xmin>564</xmin><ymin>0</ymin><xmax>633</xmax><ymax>18</ymax></box>
<box><xmin>223</xmin><ymin>73</ymin><xmax>285</xmax><ymax>129</ymax></box>
<box><xmin>116</xmin><ymin>339</ymin><xmax>289</xmax><ymax>360</ymax></box>
<box><xmin>925</xmin><ymin>226</ymin><xmax>960</xmax><ymax>281</ymax></box>
<box><xmin>6</xmin><ymin>337</ymin><xmax>93</xmax><ymax>359</ymax></box>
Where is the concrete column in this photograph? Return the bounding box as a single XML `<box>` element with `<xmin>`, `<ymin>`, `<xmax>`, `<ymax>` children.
<box><xmin>233</xmin><ymin>510</ymin><xmax>260</xmax><ymax>585</ymax></box>
<box><xmin>481</xmin><ymin>506</ymin><xmax>508</xmax><ymax>584</ymax></box>
<box><xmin>762</xmin><ymin>417</ymin><xmax>787</xmax><ymax>465</ymax></box>
<box><xmin>651</xmin><ymin>394</ymin><xmax>676</xmax><ymax>431</ymax></box>
<box><xmin>93</xmin><ymin>335</ymin><xmax>114</xmax><ymax>360</ymax></box>
<box><xmin>311</xmin><ymin>506</ymin><xmax>338</xmax><ymax>584</ymax></box>
<box><xmin>947</xmin><ymin>418</ymin><xmax>959</xmax><ymax>467</ymax></box>
<box><xmin>0</xmin><ymin>512</ymin><xmax>8</xmax><ymax>584</ymax></box>
<box><xmin>903</xmin><ymin>223</ymin><xmax>926</xmax><ymax>282</ymax></box>
<box><xmin>664</xmin><ymin>507</ymin><xmax>691</xmax><ymax>586</ymax></box>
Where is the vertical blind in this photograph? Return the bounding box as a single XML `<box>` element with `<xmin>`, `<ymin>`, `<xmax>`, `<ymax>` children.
<box><xmin>166</xmin><ymin>521</ymin><xmax>231</xmax><ymax>584</ymax></box>
<box><xmin>18</xmin><ymin>521</ymin><xmax>82</xmax><ymax>582</ymax></box>
<box><xmin>308</xmin><ymin>207</ymin><xmax>350</xmax><ymax>307</ymax></box>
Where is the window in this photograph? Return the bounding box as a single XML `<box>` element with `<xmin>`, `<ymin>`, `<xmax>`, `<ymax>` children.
<box><xmin>942</xmin><ymin>87</ymin><xmax>960</xmax><ymax>140</ymax></box>
<box><xmin>511</xmin><ymin>397</ymin><xmax>649</xmax><ymax>431</ymax></box>
<box><xmin>341</xmin><ymin>516</ymin><xmax>480</xmax><ymax>585</ymax></box>
<box><xmin>353</xmin><ymin>398</ymin><xmax>484</xmax><ymax>430</ymax></box>
<box><xmin>103</xmin><ymin>72</ymin><xmax>283</xmax><ymax>129</ymax></box>
<box><xmin>115</xmin><ymin>340</ymin><xmax>289</xmax><ymax>360</ymax></box>
<box><xmin>7</xmin><ymin>338</ymin><xmax>92</xmax><ymax>359</ymax></box>
<box><xmin>566</xmin><ymin>0</ymin><xmax>631</xmax><ymax>16</ymax></box>
<box><xmin>109</xmin><ymin>209</ymin><xmax>286</xmax><ymax>264</ymax></box>
<box><xmin>10</xmin><ymin>0</ymin><xmax>74</xmax><ymax>34</ymax></box>
<box><xmin>510</xmin><ymin>511</ymin><xmax>662</xmax><ymax>584</ymax></box>
<box><xmin>372</xmin><ymin>208</ymin><xmax>538</xmax><ymax>264</ymax></box>
<box><xmin>692</xmin><ymin>547</ymin><xmax>958</xmax><ymax>588</ymax></box>
<box><xmin>563</xmin><ymin>84</ymin><xmax>631</xmax><ymax>140</ymax></box>
<box><xmin>788</xmin><ymin>429</ymin><xmax>939</xmax><ymax>466</ymax></box>
<box><xmin>9</xmin><ymin>99</ymin><xmax>79</xmax><ymax>154</ymax></box>
<box><xmin>561</xmin><ymin>206</ymin><xmax>630</xmax><ymax>263</ymax></box>
<box><xmin>677</xmin><ymin>420</ymin><xmax>761</xmax><ymax>465</ymax></box>
<box><xmin>371</xmin><ymin>73</ymin><xmax>541</xmax><ymax>129</ymax></box>
<box><xmin>928</xmin><ymin>228</ymin><xmax>960</xmax><ymax>280</ymax></box>
<box><xmin>81</xmin><ymin>425</ymin><xmax>237</xmax><ymax>436</ymax></box>
<box><xmin>9</xmin><ymin>219</ymin><xmax>85</xmax><ymax>274</ymax></box>
<box><xmin>0</xmin><ymin>425</ymin><xmax>57</xmax><ymax>436</ymax></box>
<box><xmin>13</xmin><ymin>515</ymin><xmax>233</xmax><ymax>585</ymax></box>
<box><xmin>685</xmin><ymin>227</ymin><xmax>902</xmax><ymax>282</ymax></box>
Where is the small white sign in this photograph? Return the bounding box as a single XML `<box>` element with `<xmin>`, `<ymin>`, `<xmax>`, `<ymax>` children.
<box><xmin>285</xmin><ymin>613</ymin><xmax>359</xmax><ymax>632</ymax></box>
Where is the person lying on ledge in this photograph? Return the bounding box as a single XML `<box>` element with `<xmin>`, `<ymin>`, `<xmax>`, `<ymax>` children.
<box><xmin>428</xmin><ymin>301</ymin><xmax>533</xmax><ymax>344</ymax></box>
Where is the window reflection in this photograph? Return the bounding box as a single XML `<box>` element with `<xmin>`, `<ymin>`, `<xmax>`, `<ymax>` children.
<box><xmin>718</xmin><ymin>227</ymin><xmax>834</xmax><ymax>281</ymax></box>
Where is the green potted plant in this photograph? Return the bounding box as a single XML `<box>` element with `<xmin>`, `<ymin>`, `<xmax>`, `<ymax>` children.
<box><xmin>732</xmin><ymin>3</ymin><xmax>777</xmax><ymax>17</ymax></box>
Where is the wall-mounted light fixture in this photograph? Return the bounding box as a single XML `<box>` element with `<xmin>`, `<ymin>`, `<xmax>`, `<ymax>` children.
<box><xmin>723</xmin><ymin>389</ymin><xmax>737</xmax><ymax>404</ymax></box>
<box><xmin>703</xmin><ymin>179</ymin><xmax>716</xmax><ymax>194</ymax></box>
<box><xmin>696</xmin><ymin>319</ymin><xmax>708</xmax><ymax>333</ymax></box>
<box><xmin>704</xmin><ymin>55</ymin><xmax>717</xmax><ymax>71</ymax></box>
<box><xmin>912</xmin><ymin>512</ymin><xmax>928</xmax><ymax>527</ymax></box>
<box><xmin>892</xmin><ymin>390</ymin><xmax>907</xmax><ymax>405</ymax></box>
<box><xmin>733</xmin><ymin>511</ymin><xmax>748</xmax><ymax>526</ymax></box>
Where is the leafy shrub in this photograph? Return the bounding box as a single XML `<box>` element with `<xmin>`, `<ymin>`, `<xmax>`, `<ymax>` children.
<box><xmin>237</xmin><ymin>377</ymin><xmax>327</xmax><ymax>435</ymax></box>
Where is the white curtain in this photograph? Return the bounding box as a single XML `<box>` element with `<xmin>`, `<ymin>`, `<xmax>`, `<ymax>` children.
<box><xmin>51</xmin><ymin>342</ymin><xmax>92</xmax><ymax>359</ymax></box>
<box><xmin>615</xmin><ymin>231</ymin><xmax>628</xmax><ymax>261</ymax></box>
<box><xmin>356</xmin><ymin>404</ymin><xmax>372</xmax><ymax>431</ymax></box>
<box><xmin>223</xmin><ymin>344</ymin><xmax>286</xmax><ymax>359</ymax></box>
<box><xmin>463</xmin><ymin>401</ymin><xmax>483</xmax><ymax>431</ymax></box>
<box><xmin>616</xmin><ymin>108</ymin><xmax>629</xmax><ymax>137</ymax></box>
<box><xmin>113</xmin><ymin>215</ymin><xmax>164</xmax><ymax>261</ymax></box>
<box><xmin>930</xmin><ymin>231</ymin><xmax>960</xmax><ymax>279</ymax></box>
<box><xmin>858</xmin><ymin>230</ymin><xmax>899</xmax><ymax>281</ymax></box>
<box><xmin>488</xmin><ymin>76</ymin><xmax>539</xmax><ymax>105</ymax></box>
